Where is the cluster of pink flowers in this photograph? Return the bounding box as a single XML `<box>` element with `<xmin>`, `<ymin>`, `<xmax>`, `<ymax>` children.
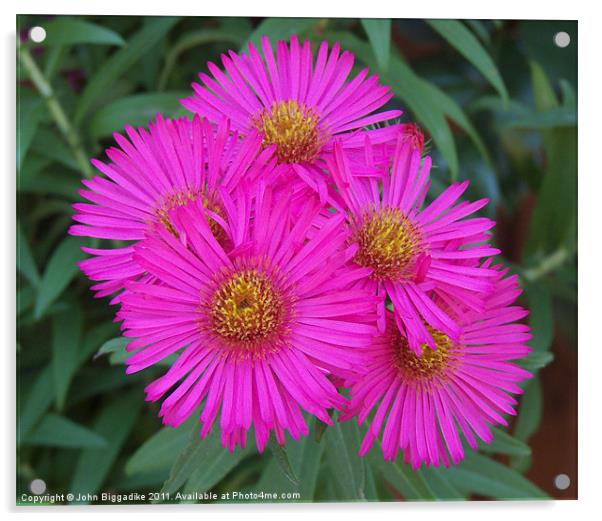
<box><xmin>71</xmin><ymin>35</ymin><xmax>532</xmax><ymax>469</ymax></box>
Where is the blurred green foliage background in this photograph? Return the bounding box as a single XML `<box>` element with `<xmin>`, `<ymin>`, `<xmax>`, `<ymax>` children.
<box><xmin>16</xmin><ymin>16</ymin><xmax>577</xmax><ymax>503</ymax></box>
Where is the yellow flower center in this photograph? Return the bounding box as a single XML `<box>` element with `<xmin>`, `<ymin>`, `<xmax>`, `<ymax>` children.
<box><xmin>394</xmin><ymin>328</ymin><xmax>453</xmax><ymax>380</ymax></box>
<box><xmin>210</xmin><ymin>270</ymin><xmax>282</xmax><ymax>344</ymax></box>
<box><xmin>155</xmin><ymin>188</ymin><xmax>224</xmax><ymax>241</ymax></box>
<box><xmin>352</xmin><ymin>206</ymin><xmax>424</xmax><ymax>281</ymax></box>
<box><xmin>254</xmin><ymin>100</ymin><xmax>324</xmax><ymax>164</ymax></box>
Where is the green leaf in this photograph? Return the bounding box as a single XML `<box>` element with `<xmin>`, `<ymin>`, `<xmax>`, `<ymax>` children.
<box><xmin>525</xmin><ymin>282</ymin><xmax>554</xmax><ymax>351</ymax></box>
<box><xmin>95</xmin><ymin>336</ymin><xmax>177</xmax><ymax>366</ymax></box>
<box><xmin>158</xmin><ymin>29</ymin><xmax>243</xmax><ymax>90</ymax></box>
<box><xmin>17</xmin><ymin>221</ymin><xmax>40</xmax><ymax>287</ymax></box>
<box><xmin>246</xmin><ymin>18</ymin><xmax>318</xmax><ymax>50</ymax></box>
<box><xmin>29</xmin><ymin>200</ymin><xmax>73</xmax><ymax>224</ymax></box>
<box><xmin>126</xmin><ymin>416</ymin><xmax>196</xmax><ymax>476</ymax></box>
<box><xmin>421</xmin><ymin>466</ymin><xmax>465</xmax><ymax>499</ymax></box>
<box><xmin>18</xmin><ymin>366</ymin><xmax>53</xmax><ymax>439</ymax></box>
<box><xmin>23</xmin><ymin>413</ymin><xmax>107</xmax><ymax>448</ymax></box>
<box><xmin>69</xmin><ymin>391</ymin><xmax>142</xmax><ymax>503</ymax></box>
<box><xmin>511</xmin><ymin>378</ymin><xmax>543</xmax><ymax>472</ymax></box>
<box><xmin>79</xmin><ymin>320</ymin><xmax>121</xmax><ymax>364</ymax></box>
<box><xmin>67</xmin><ymin>367</ymin><xmax>139</xmax><ymax>408</ymax></box>
<box><xmin>18</xmin><ymin>167</ymin><xmax>80</xmax><ymax>199</ymax></box>
<box><xmin>95</xmin><ymin>337</ymin><xmax>130</xmax><ymax>363</ymax></box>
<box><xmin>314</xmin><ymin>418</ymin><xmax>329</xmax><ymax>443</ymax></box>
<box><xmin>268</xmin><ymin>438</ymin><xmax>299</xmax><ymax>486</ymax></box>
<box><xmin>363</xmin><ymin>463</ymin><xmax>379</xmax><ymax>500</ymax></box>
<box><xmin>530</xmin><ymin>61</ymin><xmax>559</xmax><ymax>111</ymax></box>
<box><xmin>504</xmin><ymin>106</ymin><xmax>576</xmax><ymax>129</ymax></box>
<box><xmin>325</xmin><ymin>417</ymin><xmax>366</xmax><ymax>500</ymax></box>
<box><xmin>469</xmin><ymin>95</ymin><xmax>530</xmax><ymax>118</ymax></box>
<box><xmin>17</xmin><ymin>93</ymin><xmax>42</xmax><ymax>170</ymax></box>
<box><xmin>183</xmin><ymin>443</ymin><xmax>252</xmax><ymax>496</ymax></box>
<box><xmin>444</xmin><ymin>451</ymin><xmax>548</xmax><ymax>499</ymax></box>
<box><xmin>253</xmin><ymin>459</ymin><xmax>297</xmax><ymax>499</ymax></box>
<box><xmin>52</xmin><ymin>304</ymin><xmax>83</xmax><ymax>409</ymax></box>
<box><xmin>465</xmin><ymin>20</ymin><xmax>491</xmax><ymax>44</ymax></box>
<box><xmin>43</xmin><ymin>19</ymin><xmax>126</xmax><ymax>47</ymax></box>
<box><xmin>74</xmin><ymin>17</ymin><xmax>180</xmax><ymax>124</ymax></box>
<box><xmin>524</xmin><ymin>127</ymin><xmax>577</xmax><ymax>257</ymax></box>
<box><xmin>519</xmin><ymin>350</ymin><xmax>555</xmax><ymax>372</ymax></box>
<box><xmin>34</xmin><ymin>236</ymin><xmax>88</xmax><ymax>319</ymax></box>
<box><xmin>371</xmin><ymin>453</ymin><xmax>436</xmax><ymax>500</ymax></box>
<box><xmin>43</xmin><ymin>45</ymin><xmax>66</xmax><ymax>80</ymax></box>
<box><xmin>114</xmin><ymin>470</ymin><xmax>169</xmax><ymax>491</ymax></box>
<box><xmin>250</xmin><ymin>418</ymin><xmax>325</xmax><ymax>500</ymax></box>
<box><xmin>162</xmin><ymin>423</ymin><xmax>252</xmax><ymax>494</ymax></box>
<box><xmin>427</xmin><ymin>19</ymin><xmax>508</xmax><ymax>105</ymax></box>
<box><xmin>88</xmin><ymin>91</ymin><xmax>189</xmax><ymax>140</ymax></box>
<box><xmin>386</xmin><ymin>56</ymin><xmax>458</xmax><ymax>178</ymax></box>
<box><xmin>479</xmin><ymin>426</ymin><xmax>532</xmax><ymax>457</ymax></box>
<box><xmin>416</xmin><ymin>75</ymin><xmax>491</xmax><ymax>167</ymax></box>
<box><xmin>524</xmin><ymin>62</ymin><xmax>576</xmax><ymax>258</ymax></box>
<box><xmin>361</xmin><ymin>19</ymin><xmax>391</xmax><ymax>71</ymax></box>
<box><xmin>30</xmin><ymin>127</ymin><xmax>79</xmax><ymax>171</ymax></box>
<box><xmin>560</xmin><ymin>79</ymin><xmax>576</xmax><ymax>109</ymax></box>
<box><xmin>17</xmin><ymin>286</ymin><xmax>35</xmax><ymax>316</ymax></box>
<box><xmin>296</xmin><ymin>419</ymin><xmax>326</xmax><ymax>499</ymax></box>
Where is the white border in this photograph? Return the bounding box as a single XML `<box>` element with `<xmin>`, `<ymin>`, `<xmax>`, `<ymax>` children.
<box><xmin>3</xmin><ymin>1</ymin><xmax>599</xmax><ymax>519</ymax></box>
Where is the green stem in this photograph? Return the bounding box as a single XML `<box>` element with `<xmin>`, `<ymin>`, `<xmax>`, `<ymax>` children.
<box><xmin>18</xmin><ymin>47</ymin><xmax>93</xmax><ymax>179</ymax></box>
<box><xmin>43</xmin><ymin>45</ymin><xmax>65</xmax><ymax>80</ymax></box>
<box><xmin>523</xmin><ymin>248</ymin><xmax>569</xmax><ymax>282</ymax></box>
<box><xmin>157</xmin><ymin>31</ymin><xmax>241</xmax><ymax>91</ymax></box>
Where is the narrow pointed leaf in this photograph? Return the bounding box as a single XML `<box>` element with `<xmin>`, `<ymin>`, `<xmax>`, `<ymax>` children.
<box><xmin>325</xmin><ymin>417</ymin><xmax>366</xmax><ymax>500</ymax></box>
<box><xmin>422</xmin><ymin>466</ymin><xmax>465</xmax><ymax>499</ymax></box>
<box><xmin>361</xmin><ymin>19</ymin><xmax>392</xmax><ymax>71</ymax></box>
<box><xmin>24</xmin><ymin>413</ymin><xmax>108</xmax><ymax>448</ymax></box>
<box><xmin>511</xmin><ymin>378</ymin><xmax>543</xmax><ymax>472</ymax></box>
<box><xmin>370</xmin><ymin>451</ymin><xmax>436</xmax><ymax>500</ymax></box>
<box><xmin>88</xmin><ymin>91</ymin><xmax>189</xmax><ymax>140</ymax></box>
<box><xmin>252</xmin><ymin>417</ymin><xmax>324</xmax><ymax>500</ymax></box>
<box><xmin>526</xmin><ymin>282</ymin><xmax>554</xmax><ymax>351</ymax></box>
<box><xmin>268</xmin><ymin>438</ymin><xmax>299</xmax><ymax>486</ymax></box>
<box><xmin>524</xmin><ymin>63</ymin><xmax>577</xmax><ymax>258</ymax></box>
<box><xmin>52</xmin><ymin>304</ymin><xmax>83</xmax><ymax>409</ymax></box>
<box><xmin>17</xmin><ymin>221</ymin><xmax>40</xmax><ymax>287</ymax></box>
<box><xmin>519</xmin><ymin>351</ymin><xmax>555</xmax><ymax>372</ymax></box>
<box><xmin>183</xmin><ymin>444</ymin><xmax>252</xmax><ymax>494</ymax></box>
<box><xmin>18</xmin><ymin>366</ymin><xmax>53</xmax><ymax>439</ymax></box>
<box><xmin>43</xmin><ymin>19</ymin><xmax>126</xmax><ymax>47</ymax></box>
<box><xmin>126</xmin><ymin>416</ymin><xmax>196</xmax><ymax>476</ymax></box>
<box><xmin>479</xmin><ymin>426</ymin><xmax>532</xmax><ymax>457</ymax></box>
<box><xmin>427</xmin><ymin>19</ymin><xmax>508</xmax><ymax>104</ymax></box>
<box><xmin>35</xmin><ymin>236</ymin><xmax>88</xmax><ymax>319</ymax></box>
<box><xmin>16</xmin><ymin>94</ymin><xmax>42</xmax><ymax>170</ymax></box>
<box><xmin>445</xmin><ymin>451</ymin><xmax>548</xmax><ymax>499</ymax></box>
<box><xmin>162</xmin><ymin>423</ymin><xmax>252</xmax><ymax>494</ymax></box>
<box><xmin>69</xmin><ymin>391</ymin><xmax>142</xmax><ymax>503</ymax></box>
<box><xmin>74</xmin><ymin>17</ymin><xmax>180</xmax><ymax>123</ymax></box>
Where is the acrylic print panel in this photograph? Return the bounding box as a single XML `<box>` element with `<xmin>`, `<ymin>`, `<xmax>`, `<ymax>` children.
<box><xmin>16</xmin><ymin>15</ymin><xmax>577</xmax><ymax>505</ymax></box>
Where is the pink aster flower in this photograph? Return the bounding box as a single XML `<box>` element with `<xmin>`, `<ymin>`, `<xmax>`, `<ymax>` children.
<box><xmin>181</xmin><ymin>34</ymin><xmax>402</xmax><ymax>201</ymax></box>
<box><xmin>343</xmin><ymin>263</ymin><xmax>532</xmax><ymax>468</ymax></box>
<box><xmin>327</xmin><ymin>134</ymin><xmax>501</xmax><ymax>353</ymax></box>
<box><xmin>116</xmin><ymin>182</ymin><xmax>378</xmax><ymax>452</ymax></box>
<box><xmin>69</xmin><ymin>114</ymin><xmax>276</xmax><ymax>300</ymax></box>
